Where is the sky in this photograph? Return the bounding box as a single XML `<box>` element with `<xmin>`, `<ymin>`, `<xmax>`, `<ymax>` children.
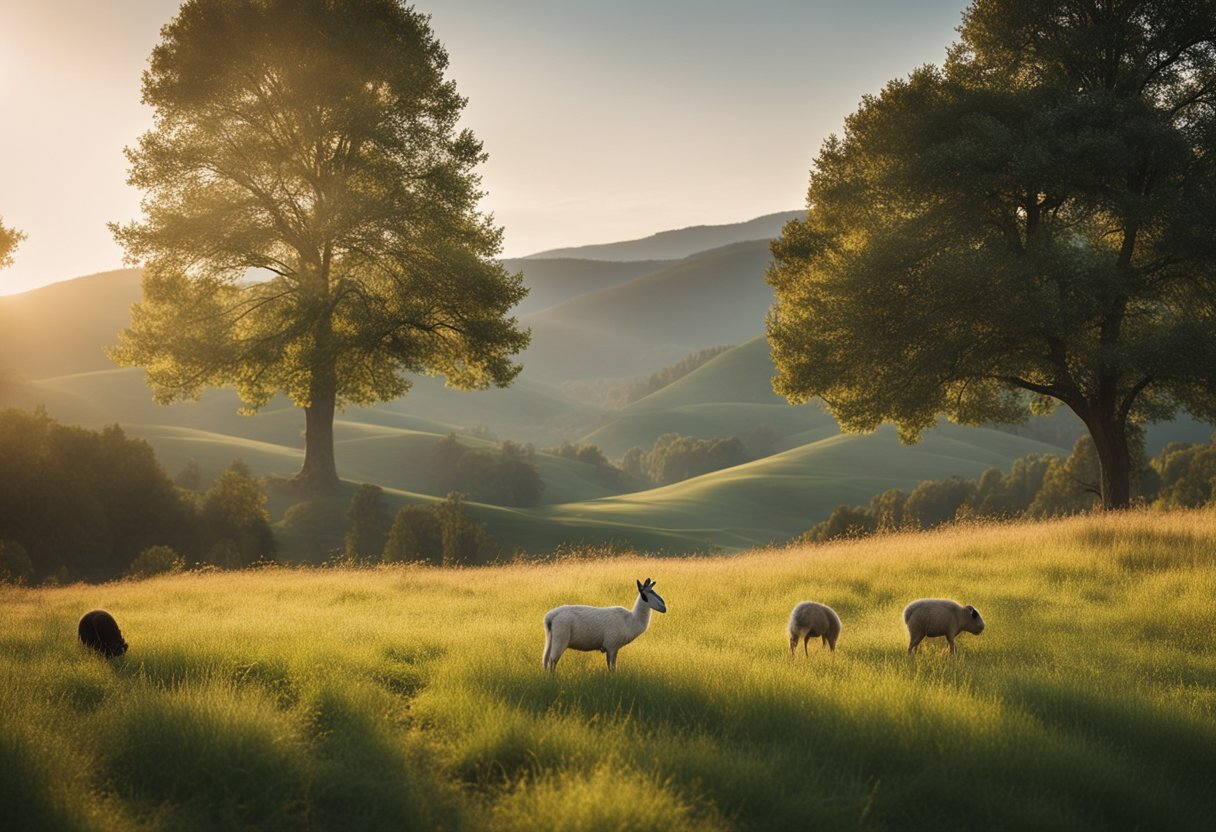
<box><xmin>0</xmin><ymin>0</ymin><xmax>968</xmax><ymax>296</ymax></box>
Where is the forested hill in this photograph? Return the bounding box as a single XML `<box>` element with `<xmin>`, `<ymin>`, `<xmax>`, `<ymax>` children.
<box><xmin>523</xmin><ymin>210</ymin><xmax>800</xmax><ymax>261</ymax></box>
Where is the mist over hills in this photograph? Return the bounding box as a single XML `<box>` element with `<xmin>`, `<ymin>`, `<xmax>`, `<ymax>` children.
<box><xmin>520</xmin><ymin>240</ymin><xmax>776</xmax><ymax>380</ymax></box>
<box><xmin>3</xmin><ymin>211</ymin><xmax>1205</xmax><ymax>556</ymax></box>
<box><xmin>524</xmin><ymin>210</ymin><xmax>801</xmax><ymax>261</ymax></box>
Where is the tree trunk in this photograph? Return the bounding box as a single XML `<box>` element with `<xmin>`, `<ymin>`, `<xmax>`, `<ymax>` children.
<box><xmin>296</xmin><ymin>387</ymin><xmax>339</xmax><ymax>492</ymax></box>
<box><xmin>1083</xmin><ymin>413</ymin><xmax>1132</xmax><ymax>510</ymax></box>
<box><xmin>294</xmin><ymin>265</ymin><xmax>340</xmax><ymax>493</ymax></box>
<box><xmin>294</xmin><ymin>309</ymin><xmax>340</xmax><ymax>491</ymax></box>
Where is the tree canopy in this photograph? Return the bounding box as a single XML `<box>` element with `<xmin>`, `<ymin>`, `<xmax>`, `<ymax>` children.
<box><xmin>767</xmin><ymin>0</ymin><xmax>1216</xmax><ymax>509</ymax></box>
<box><xmin>0</xmin><ymin>217</ymin><xmax>24</xmax><ymax>270</ymax></box>
<box><xmin>110</xmin><ymin>0</ymin><xmax>529</xmax><ymax>491</ymax></box>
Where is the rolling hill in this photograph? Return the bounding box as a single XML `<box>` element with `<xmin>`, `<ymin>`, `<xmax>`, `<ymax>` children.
<box><xmin>519</xmin><ymin>241</ymin><xmax>775</xmax><ymax>380</ymax></box>
<box><xmin>3</xmin><ymin>211</ymin><xmax>1213</xmax><ymax>560</ymax></box>
<box><xmin>498</xmin><ymin>257</ymin><xmax>673</xmax><ymax>315</ymax></box>
<box><xmin>524</xmin><ymin>210</ymin><xmax>800</xmax><ymax>261</ymax></box>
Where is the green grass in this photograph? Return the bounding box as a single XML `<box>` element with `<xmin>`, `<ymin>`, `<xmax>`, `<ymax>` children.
<box><xmin>3</xmin><ymin>509</ymin><xmax>1215</xmax><ymax>830</ymax></box>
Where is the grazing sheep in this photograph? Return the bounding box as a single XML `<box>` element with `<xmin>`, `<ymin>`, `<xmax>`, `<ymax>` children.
<box><xmin>78</xmin><ymin>609</ymin><xmax>128</xmax><ymax>658</ymax></box>
<box><xmin>542</xmin><ymin>578</ymin><xmax>666</xmax><ymax>671</ymax></box>
<box><xmin>788</xmin><ymin>601</ymin><xmax>841</xmax><ymax>655</ymax></box>
<box><xmin>903</xmin><ymin>598</ymin><xmax>984</xmax><ymax>655</ymax></box>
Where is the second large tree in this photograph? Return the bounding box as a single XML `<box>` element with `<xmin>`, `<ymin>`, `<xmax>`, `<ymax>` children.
<box><xmin>767</xmin><ymin>0</ymin><xmax>1216</xmax><ymax>509</ymax></box>
<box><xmin>112</xmin><ymin>0</ymin><xmax>529</xmax><ymax>491</ymax></box>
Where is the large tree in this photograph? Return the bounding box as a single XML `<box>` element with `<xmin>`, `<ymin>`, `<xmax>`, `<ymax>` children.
<box><xmin>111</xmin><ymin>0</ymin><xmax>529</xmax><ymax>491</ymax></box>
<box><xmin>767</xmin><ymin>0</ymin><xmax>1216</xmax><ymax>509</ymax></box>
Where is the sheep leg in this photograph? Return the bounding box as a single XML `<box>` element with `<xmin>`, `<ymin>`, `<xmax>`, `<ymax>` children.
<box><xmin>803</xmin><ymin>634</ymin><xmax>811</xmax><ymax>656</ymax></box>
<box><xmin>545</xmin><ymin>628</ymin><xmax>569</xmax><ymax>672</ymax></box>
<box><xmin>947</xmin><ymin>635</ymin><xmax>956</xmax><ymax>655</ymax></box>
<box><xmin>605</xmin><ymin>649</ymin><xmax>618</xmax><ymax>671</ymax></box>
<box><xmin>907</xmin><ymin>633</ymin><xmax>924</xmax><ymax>654</ymax></box>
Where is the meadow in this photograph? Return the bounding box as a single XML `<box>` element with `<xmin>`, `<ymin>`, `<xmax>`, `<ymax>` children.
<box><xmin>3</xmin><ymin>509</ymin><xmax>1215</xmax><ymax>831</ymax></box>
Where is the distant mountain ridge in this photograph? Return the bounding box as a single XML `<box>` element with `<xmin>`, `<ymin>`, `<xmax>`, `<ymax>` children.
<box><xmin>524</xmin><ymin>210</ymin><xmax>801</xmax><ymax>262</ymax></box>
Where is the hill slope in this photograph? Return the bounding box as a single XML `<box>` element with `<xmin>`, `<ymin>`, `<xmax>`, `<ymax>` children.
<box><xmin>0</xmin><ymin>268</ymin><xmax>139</xmax><ymax>378</ymax></box>
<box><xmin>520</xmin><ymin>241</ymin><xmax>774</xmax><ymax>380</ymax></box>
<box><xmin>525</xmin><ymin>210</ymin><xmax>800</xmax><ymax>261</ymax></box>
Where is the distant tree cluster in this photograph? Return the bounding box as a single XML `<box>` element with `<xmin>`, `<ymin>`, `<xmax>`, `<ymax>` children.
<box><xmin>338</xmin><ymin>483</ymin><xmax>498</xmax><ymax>566</ymax></box>
<box><xmin>800</xmin><ymin>432</ymin><xmax>1211</xmax><ymax>544</ymax></box>
<box><xmin>621</xmin><ymin>433</ymin><xmax>750</xmax><ymax>487</ymax></box>
<box><xmin>544</xmin><ymin>442</ymin><xmax>627</xmax><ymax>488</ymax></box>
<box><xmin>561</xmin><ymin>345</ymin><xmax>734</xmax><ymax>409</ymax></box>
<box><xmin>0</xmin><ymin>408</ymin><xmax>275</xmax><ymax>584</ymax></box>
<box><xmin>431</xmin><ymin>435</ymin><xmax>544</xmax><ymax>507</ymax></box>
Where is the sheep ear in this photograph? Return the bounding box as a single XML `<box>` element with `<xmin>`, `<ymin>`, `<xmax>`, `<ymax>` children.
<box><xmin>637</xmin><ymin>579</ymin><xmax>644</xmax><ymax>593</ymax></box>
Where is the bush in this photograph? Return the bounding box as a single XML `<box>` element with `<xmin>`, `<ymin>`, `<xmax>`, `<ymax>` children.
<box><xmin>129</xmin><ymin>545</ymin><xmax>185</xmax><ymax>579</ymax></box>
<box><xmin>383</xmin><ymin>506</ymin><xmax>443</xmax><ymax>564</ymax></box>
<box><xmin>802</xmin><ymin>506</ymin><xmax>878</xmax><ymax>543</ymax></box>
<box><xmin>383</xmin><ymin>493</ymin><xmax>497</xmax><ymax>566</ymax></box>
<box><xmin>0</xmin><ymin>540</ymin><xmax>33</xmax><ymax>585</ymax></box>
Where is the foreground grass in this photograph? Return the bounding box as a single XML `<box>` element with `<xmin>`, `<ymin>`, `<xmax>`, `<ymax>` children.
<box><xmin>3</xmin><ymin>510</ymin><xmax>1216</xmax><ymax>831</ymax></box>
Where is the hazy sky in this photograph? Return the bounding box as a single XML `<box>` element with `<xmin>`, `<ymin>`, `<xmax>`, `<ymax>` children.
<box><xmin>0</xmin><ymin>0</ymin><xmax>968</xmax><ymax>295</ymax></box>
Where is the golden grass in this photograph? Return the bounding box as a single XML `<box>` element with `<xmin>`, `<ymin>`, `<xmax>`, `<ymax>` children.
<box><xmin>3</xmin><ymin>509</ymin><xmax>1215</xmax><ymax>830</ymax></box>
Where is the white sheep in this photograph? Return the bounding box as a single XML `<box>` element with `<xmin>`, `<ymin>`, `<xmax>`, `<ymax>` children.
<box><xmin>542</xmin><ymin>578</ymin><xmax>667</xmax><ymax>671</ymax></box>
<box><xmin>903</xmin><ymin>598</ymin><xmax>985</xmax><ymax>654</ymax></box>
<box><xmin>787</xmin><ymin>601</ymin><xmax>841</xmax><ymax>655</ymax></box>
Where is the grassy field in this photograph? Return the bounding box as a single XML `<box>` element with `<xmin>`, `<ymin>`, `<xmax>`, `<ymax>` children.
<box><xmin>4</xmin><ymin>509</ymin><xmax>1215</xmax><ymax>831</ymax></box>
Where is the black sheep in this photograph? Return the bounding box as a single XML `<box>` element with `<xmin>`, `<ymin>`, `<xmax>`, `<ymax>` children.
<box><xmin>78</xmin><ymin>610</ymin><xmax>128</xmax><ymax>657</ymax></box>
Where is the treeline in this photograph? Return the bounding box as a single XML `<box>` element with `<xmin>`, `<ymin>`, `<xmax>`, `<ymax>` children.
<box><xmin>432</xmin><ymin>430</ymin><xmax>758</xmax><ymax>503</ymax></box>
<box><xmin>621</xmin><ymin>433</ymin><xmax>750</xmax><ymax>487</ymax></box>
<box><xmin>432</xmin><ymin>434</ymin><xmax>543</xmax><ymax>506</ymax></box>
<box><xmin>342</xmin><ymin>485</ymin><xmax>497</xmax><ymax>565</ymax></box>
<box><xmin>561</xmin><ymin>345</ymin><xmax>733</xmax><ymax>409</ymax></box>
<box><xmin>0</xmin><ymin>408</ymin><xmax>275</xmax><ymax>585</ymax></box>
<box><xmin>802</xmin><ymin>434</ymin><xmax>1216</xmax><ymax>543</ymax></box>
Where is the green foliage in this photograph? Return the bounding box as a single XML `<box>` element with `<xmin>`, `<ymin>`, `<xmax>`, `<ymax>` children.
<box><xmin>0</xmin><ymin>216</ymin><xmax>24</xmax><ymax>270</ymax></box>
<box><xmin>0</xmin><ymin>408</ymin><xmax>196</xmax><ymax>582</ymax></box>
<box><xmin>905</xmin><ymin>476</ymin><xmax>979</xmax><ymax>529</ymax></box>
<box><xmin>382</xmin><ymin>492</ymin><xmax>496</xmax><ymax>566</ymax></box>
<box><xmin>624</xmin><ymin>433</ymin><xmax>750</xmax><ymax>487</ymax></box>
<box><xmin>767</xmin><ymin>0</ymin><xmax>1216</xmax><ymax>509</ymax></box>
<box><xmin>1152</xmin><ymin>439</ymin><xmax>1216</xmax><ymax>509</ymax></box>
<box><xmin>803</xmin><ymin>432</ymin><xmax>1178</xmax><ymax>542</ymax></box>
<box><xmin>2</xmin><ymin>511</ymin><xmax>1215</xmax><ymax>829</ymax></box>
<box><xmin>200</xmin><ymin>460</ymin><xmax>276</xmax><ymax>568</ymax></box>
<box><xmin>109</xmin><ymin>0</ymin><xmax>529</xmax><ymax>489</ymax></box>
<box><xmin>801</xmin><ymin>505</ymin><xmax>877</xmax><ymax>543</ymax></box>
<box><xmin>383</xmin><ymin>505</ymin><xmax>443</xmax><ymax>564</ymax></box>
<box><xmin>544</xmin><ymin>442</ymin><xmax>626</xmax><ymax>488</ymax></box>
<box><xmin>129</xmin><ymin>545</ymin><xmax>185</xmax><ymax>579</ymax></box>
<box><xmin>437</xmin><ymin>492</ymin><xmax>496</xmax><ymax>566</ymax></box>
<box><xmin>1027</xmin><ymin>436</ymin><xmax>1103</xmax><ymax>518</ymax></box>
<box><xmin>0</xmin><ymin>540</ymin><xmax>32</xmax><ymax>585</ymax></box>
<box><xmin>432</xmin><ymin>435</ymin><xmax>544</xmax><ymax>507</ymax></box>
<box><xmin>344</xmin><ymin>484</ymin><xmax>391</xmax><ymax>560</ymax></box>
